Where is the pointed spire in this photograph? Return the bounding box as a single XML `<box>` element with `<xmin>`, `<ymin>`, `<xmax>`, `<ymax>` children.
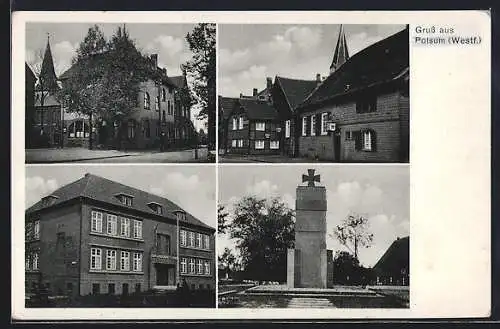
<box><xmin>329</xmin><ymin>24</ymin><xmax>350</xmax><ymax>75</ymax></box>
<box><xmin>38</xmin><ymin>34</ymin><xmax>59</xmax><ymax>91</ymax></box>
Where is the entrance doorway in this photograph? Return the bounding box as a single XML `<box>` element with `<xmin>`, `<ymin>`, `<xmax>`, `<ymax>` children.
<box><xmin>155</xmin><ymin>264</ymin><xmax>172</xmax><ymax>285</ymax></box>
<box><xmin>333</xmin><ymin>131</ymin><xmax>341</xmax><ymax>162</ymax></box>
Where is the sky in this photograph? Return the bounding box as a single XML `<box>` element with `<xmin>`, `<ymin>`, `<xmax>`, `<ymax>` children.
<box><xmin>25</xmin><ymin>23</ymin><xmax>207</xmax><ymax>131</ymax></box>
<box><xmin>218</xmin><ymin>24</ymin><xmax>407</xmax><ymax>98</ymax></box>
<box><xmin>25</xmin><ymin>165</ymin><xmax>216</xmax><ymax>229</ymax></box>
<box><xmin>218</xmin><ymin>165</ymin><xmax>409</xmax><ymax>268</ymax></box>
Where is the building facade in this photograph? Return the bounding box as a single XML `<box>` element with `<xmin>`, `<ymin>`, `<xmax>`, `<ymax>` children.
<box><xmin>372</xmin><ymin>236</ymin><xmax>409</xmax><ymax>286</ymax></box>
<box><xmin>25</xmin><ymin>173</ymin><xmax>215</xmax><ymax>297</ymax></box>
<box><xmin>25</xmin><ymin>63</ymin><xmax>36</xmax><ymax>148</ymax></box>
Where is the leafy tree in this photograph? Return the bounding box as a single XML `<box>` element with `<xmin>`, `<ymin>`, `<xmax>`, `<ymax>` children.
<box><xmin>229</xmin><ymin>195</ymin><xmax>295</xmax><ymax>283</ymax></box>
<box><xmin>218</xmin><ymin>247</ymin><xmax>237</xmax><ymax>272</ymax></box>
<box><xmin>218</xmin><ymin>204</ymin><xmax>230</xmax><ymax>234</ymax></box>
<box><xmin>182</xmin><ymin>23</ymin><xmax>216</xmax><ymax>149</ymax></box>
<box><xmin>332</xmin><ymin>213</ymin><xmax>374</xmax><ymax>261</ymax></box>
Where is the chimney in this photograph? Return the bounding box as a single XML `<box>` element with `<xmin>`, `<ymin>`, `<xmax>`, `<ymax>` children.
<box><xmin>150</xmin><ymin>54</ymin><xmax>158</xmax><ymax>68</ymax></box>
<box><xmin>162</xmin><ymin>68</ymin><xmax>167</xmax><ymax>76</ymax></box>
<box><xmin>266</xmin><ymin>77</ymin><xmax>272</xmax><ymax>90</ymax></box>
<box><xmin>239</xmin><ymin>93</ymin><xmax>243</xmax><ymax>98</ymax></box>
<box><xmin>253</xmin><ymin>88</ymin><xmax>258</xmax><ymax>97</ymax></box>
<box><xmin>316</xmin><ymin>73</ymin><xmax>321</xmax><ymax>84</ymax></box>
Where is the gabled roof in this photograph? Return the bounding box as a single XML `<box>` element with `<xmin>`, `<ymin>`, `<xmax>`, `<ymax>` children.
<box><xmin>169</xmin><ymin>75</ymin><xmax>187</xmax><ymax>89</ymax></box>
<box><xmin>235</xmin><ymin>98</ymin><xmax>278</xmax><ymax>120</ymax></box>
<box><xmin>373</xmin><ymin>236</ymin><xmax>409</xmax><ymax>274</ymax></box>
<box><xmin>218</xmin><ymin>96</ymin><xmax>239</xmax><ymax>120</ymax></box>
<box><xmin>26</xmin><ymin>63</ymin><xmax>36</xmax><ymax>82</ymax></box>
<box><xmin>26</xmin><ymin>173</ymin><xmax>214</xmax><ymax>232</ymax></box>
<box><xmin>275</xmin><ymin>76</ymin><xmax>318</xmax><ymax>110</ymax></box>
<box><xmin>299</xmin><ymin>27</ymin><xmax>409</xmax><ymax>110</ymax></box>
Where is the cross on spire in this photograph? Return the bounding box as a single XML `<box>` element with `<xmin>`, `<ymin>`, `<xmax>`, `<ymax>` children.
<box><xmin>302</xmin><ymin>169</ymin><xmax>321</xmax><ymax>187</ymax></box>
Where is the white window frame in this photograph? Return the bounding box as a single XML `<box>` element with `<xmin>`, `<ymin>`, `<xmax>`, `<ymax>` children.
<box><xmin>237</xmin><ymin>139</ymin><xmax>243</xmax><ymax>148</ymax></box>
<box><xmin>26</xmin><ymin>254</ymin><xmax>30</xmax><ymax>269</ymax></box>
<box><xmin>121</xmin><ymin>195</ymin><xmax>133</xmax><ymax>206</ymax></box>
<box><xmin>231</xmin><ymin>139</ymin><xmax>237</xmax><ymax>148</ymax></box>
<box><xmin>180</xmin><ymin>257</ymin><xmax>187</xmax><ymax>274</ymax></box>
<box><xmin>91</xmin><ymin>248</ymin><xmax>102</xmax><ymax>270</ymax></box>
<box><xmin>232</xmin><ymin>118</ymin><xmax>237</xmax><ymax>130</ymax></box>
<box><xmin>204</xmin><ymin>260</ymin><xmax>210</xmax><ymax>275</ymax></box>
<box><xmin>321</xmin><ymin>113</ymin><xmax>329</xmax><ymax>135</ymax></box>
<box><xmin>91</xmin><ymin>211</ymin><xmax>103</xmax><ymax>233</ymax></box>
<box><xmin>285</xmin><ymin>120</ymin><xmax>291</xmax><ymax>138</ymax></box>
<box><xmin>106</xmin><ymin>250</ymin><xmax>117</xmax><ymax>270</ymax></box>
<box><xmin>204</xmin><ymin>235</ymin><xmax>210</xmax><ymax>250</ymax></box>
<box><xmin>120</xmin><ymin>217</ymin><xmax>130</xmax><ymax>237</ymax></box>
<box><xmin>238</xmin><ymin>116</ymin><xmax>244</xmax><ymax>130</ymax></box>
<box><xmin>270</xmin><ymin>140</ymin><xmax>279</xmax><ymax>149</ymax></box>
<box><xmin>121</xmin><ymin>251</ymin><xmax>130</xmax><ymax>271</ymax></box>
<box><xmin>188</xmin><ymin>231</ymin><xmax>195</xmax><ymax>247</ymax></box>
<box><xmin>196</xmin><ymin>233</ymin><xmax>202</xmax><ymax>248</ymax></box>
<box><xmin>363</xmin><ymin>130</ymin><xmax>373</xmax><ymax>151</ymax></box>
<box><xmin>107</xmin><ymin>214</ymin><xmax>117</xmax><ymax>235</ymax></box>
<box><xmin>189</xmin><ymin>258</ymin><xmax>195</xmax><ymax>273</ymax></box>
<box><xmin>302</xmin><ymin>117</ymin><xmax>307</xmax><ymax>136</ymax></box>
<box><xmin>34</xmin><ymin>220</ymin><xmax>40</xmax><ymax>239</ymax></box>
<box><xmin>32</xmin><ymin>252</ymin><xmax>39</xmax><ymax>270</ymax></box>
<box><xmin>197</xmin><ymin>259</ymin><xmax>203</xmax><ymax>274</ymax></box>
<box><xmin>255</xmin><ymin>140</ymin><xmax>265</xmax><ymax>150</ymax></box>
<box><xmin>180</xmin><ymin>230</ymin><xmax>187</xmax><ymax>246</ymax></box>
<box><xmin>310</xmin><ymin>115</ymin><xmax>316</xmax><ymax>136</ymax></box>
<box><xmin>133</xmin><ymin>220</ymin><xmax>142</xmax><ymax>239</ymax></box>
<box><xmin>255</xmin><ymin>122</ymin><xmax>265</xmax><ymax>131</ymax></box>
<box><xmin>133</xmin><ymin>252</ymin><xmax>142</xmax><ymax>272</ymax></box>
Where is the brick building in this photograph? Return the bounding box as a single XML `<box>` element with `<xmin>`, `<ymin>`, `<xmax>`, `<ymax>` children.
<box><xmin>25</xmin><ymin>173</ymin><xmax>215</xmax><ymax>297</ymax></box>
<box><xmin>296</xmin><ymin>27</ymin><xmax>409</xmax><ymax>162</ymax></box>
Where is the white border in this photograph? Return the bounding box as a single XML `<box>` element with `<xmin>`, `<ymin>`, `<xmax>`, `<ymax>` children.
<box><xmin>12</xmin><ymin>10</ymin><xmax>491</xmax><ymax>320</ymax></box>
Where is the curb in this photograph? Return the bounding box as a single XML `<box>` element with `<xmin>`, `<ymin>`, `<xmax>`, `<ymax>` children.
<box><xmin>26</xmin><ymin>154</ymin><xmax>136</xmax><ymax>164</ymax></box>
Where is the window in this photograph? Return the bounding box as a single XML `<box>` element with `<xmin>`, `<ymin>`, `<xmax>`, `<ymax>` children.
<box><xmin>155</xmin><ymin>205</ymin><xmax>163</xmax><ymax>215</ymax></box>
<box><xmin>121</xmin><ymin>251</ymin><xmax>130</xmax><ymax>271</ymax></box>
<box><xmin>108</xmin><ymin>283</ymin><xmax>115</xmax><ymax>294</ymax></box>
<box><xmin>255</xmin><ymin>122</ymin><xmax>265</xmax><ymax>131</ymax></box>
<box><xmin>270</xmin><ymin>140</ymin><xmax>279</xmax><ymax>149</ymax></box>
<box><xmin>120</xmin><ymin>218</ymin><xmax>130</xmax><ymax>237</ymax></box>
<box><xmin>161</xmin><ymin>88</ymin><xmax>166</xmax><ymax>101</ymax></box>
<box><xmin>133</xmin><ymin>220</ymin><xmax>142</xmax><ymax>239</ymax></box>
<box><xmin>238</xmin><ymin>116</ymin><xmax>244</xmax><ymax>130</ymax></box>
<box><xmin>135</xmin><ymin>283</ymin><xmax>141</xmax><ymax>293</ymax></box>
<box><xmin>232</xmin><ymin>118</ymin><xmax>237</xmax><ymax>131</ymax></box>
<box><xmin>196</xmin><ymin>233</ymin><xmax>202</xmax><ymax>248</ymax></box>
<box><xmin>119</xmin><ymin>195</ymin><xmax>133</xmax><ymax>206</ymax></box>
<box><xmin>34</xmin><ymin>220</ymin><xmax>40</xmax><ymax>239</ymax></box>
<box><xmin>363</xmin><ymin>130</ymin><xmax>373</xmax><ymax>151</ymax></box>
<box><xmin>26</xmin><ymin>254</ymin><xmax>30</xmax><ymax>269</ymax></box>
<box><xmin>180</xmin><ymin>230</ymin><xmax>187</xmax><ymax>246</ymax></box>
<box><xmin>144</xmin><ymin>120</ymin><xmax>151</xmax><ymax>138</ymax></box>
<box><xmin>354</xmin><ymin>130</ymin><xmax>376</xmax><ymax>152</ymax></box>
<box><xmin>106</xmin><ymin>250</ymin><xmax>117</xmax><ymax>270</ymax></box>
<box><xmin>237</xmin><ymin>139</ymin><xmax>243</xmax><ymax>148</ymax></box>
<box><xmin>255</xmin><ymin>140</ymin><xmax>265</xmax><ymax>149</ymax></box>
<box><xmin>167</xmin><ymin>101</ymin><xmax>171</xmax><ymax>115</ymax></box>
<box><xmin>204</xmin><ymin>235</ymin><xmax>210</xmax><ymax>249</ymax></box>
<box><xmin>155</xmin><ymin>96</ymin><xmax>160</xmax><ymax>111</ymax></box>
<box><xmin>90</xmin><ymin>248</ymin><xmax>102</xmax><ymax>270</ymax></box>
<box><xmin>189</xmin><ymin>258</ymin><xmax>195</xmax><ymax>273</ymax></box>
<box><xmin>180</xmin><ymin>257</ymin><xmax>187</xmax><ymax>274</ymax></box>
<box><xmin>345</xmin><ymin>131</ymin><xmax>352</xmax><ymax>140</ymax></box>
<box><xmin>302</xmin><ymin>117</ymin><xmax>307</xmax><ymax>136</ymax></box>
<box><xmin>310</xmin><ymin>115</ymin><xmax>316</xmax><ymax>136</ymax></box>
<box><xmin>285</xmin><ymin>120</ymin><xmax>291</xmax><ymax>138</ymax></box>
<box><xmin>122</xmin><ymin>283</ymin><xmax>129</xmax><ymax>295</ymax></box>
<box><xmin>107</xmin><ymin>214</ymin><xmax>117</xmax><ymax>235</ymax></box>
<box><xmin>133</xmin><ymin>252</ymin><xmax>142</xmax><ymax>272</ymax></box>
<box><xmin>188</xmin><ymin>231</ymin><xmax>195</xmax><ymax>247</ymax></box>
<box><xmin>321</xmin><ymin>113</ymin><xmax>329</xmax><ymax>135</ymax></box>
<box><xmin>127</xmin><ymin>120</ymin><xmax>136</xmax><ymax>139</ymax></box>
<box><xmin>92</xmin><ymin>283</ymin><xmax>100</xmax><ymax>295</ymax></box>
<box><xmin>197</xmin><ymin>259</ymin><xmax>203</xmax><ymax>274</ymax></box>
<box><xmin>356</xmin><ymin>95</ymin><xmax>377</xmax><ymax>113</ymax></box>
<box><xmin>144</xmin><ymin>92</ymin><xmax>150</xmax><ymax>109</ymax></box>
<box><xmin>204</xmin><ymin>261</ymin><xmax>210</xmax><ymax>275</ymax></box>
<box><xmin>91</xmin><ymin>211</ymin><xmax>103</xmax><ymax>233</ymax></box>
<box><xmin>162</xmin><ymin>110</ymin><xmax>166</xmax><ymax>122</ymax></box>
<box><xmin>231</xmin><ymin>139</ymin><xmax>237</xmax><ymax>148</ymax></box>
<box><xmin>32</xmin><ymin>252</ymin><xmax>39</xmax><ymax>270</ymax></box>
<box><xmin>68</xmin><ymin>120</ymin><xmax>90</xmax><ymax>138</ymax></box>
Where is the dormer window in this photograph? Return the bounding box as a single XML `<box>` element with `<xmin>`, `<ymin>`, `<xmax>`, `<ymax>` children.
<box><xmin>174</xmin><ymin>210</ymin><xmax>186</xmax><ymax>222</ymax></box>
<box><xmin>148</xmin><ymin>202</ymin><xmax>163</xmax><ymax>215</ymax></box>
<box><xmin>115</xmin><ymin>194</ymin><xmax>133</xmax><ymax>206</ymax></box>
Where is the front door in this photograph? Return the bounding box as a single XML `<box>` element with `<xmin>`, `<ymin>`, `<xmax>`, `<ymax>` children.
<box><xmin>156</xmin><ymin>264</ymin><xmax>169</xmax><ymax>285</ymax></box>
<box><xmin>333</xmin><ymin>130</ymin><xmax>341</xmax><ymax>162</ymax></box>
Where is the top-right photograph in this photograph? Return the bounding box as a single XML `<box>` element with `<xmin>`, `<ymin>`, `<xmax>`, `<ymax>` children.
<box><xmin>218</xmin><ymin>24</ymin><xmax>409</xmax><ymax>163</ymax></box>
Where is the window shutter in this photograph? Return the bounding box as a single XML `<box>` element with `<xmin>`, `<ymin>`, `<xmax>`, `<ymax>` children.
<box><xmin>354</xmin><ymin>131</ymin><xmax>362</xmax><ymax>150</ymax></box>
<box><xmin>371</xmin><ymin>130</ymin><xmax>377</xmax><ymax>152</ymax></box>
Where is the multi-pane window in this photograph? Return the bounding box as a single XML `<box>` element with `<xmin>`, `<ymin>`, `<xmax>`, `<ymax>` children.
<box><xmin>232</xmin><ymin>118</ymin><xmax>237</xmax><ymax>130</ymax></box>
<box><xmin>133</xmin><ymin>252</ymin><xmax>142</xmax><ymax>272</ymax></box>
<box><xmin>161</xmin><ymin>88</ymin><xmax>166</xmax><ymax>101</ymax></box>
<box><xmin>180</xmin><ymin>230</ymin><xmax>187</xmax><ymax>246</ymax></box>
<box><xmin>34</xmin><ymin>220</ymin><xmax>40</xmax><ymax>239</ymax></box>
<box><xmin>231</xmin><ymin>139</ymin><xmax>237</xmax><ymax>147</ymax></box>
<box><xmin>270</xmin><ymin>141</ymin><xmax>279</xmax><ymax>149</ymax></box>
<box><xmin>91</xmin><ymin>211</ymin><xmax>103</xmax><ymax>233</ymax></box>
<box><xmin>90</xmin><ymin>248</ymin><xmax>102</xmax><ymax>270</ymax></box>
<box><xmin>196</xmin><ymin>233</ymin><xmax>202</xmax><ymax>248</ymax></box>
<box><xmin>285</xmin><ymin>120</ymin><xmax>291</xmax><ymax>138</ymax></box>
<box><xmin>197</xmin><ymin>259</ymin><xmax>203</xmax><ymax>274</ymax></box>
<box><xmin>238</xmin><ymin>116</ymin><xmax>244</xmax><ymax>130</ymax></box>
<box><xmin>180</xmin><ymin>258</ymin><xmax>187</xmax><ymax>274</ymax></box>
<box><xmin>121</xmin><ymin>251</ymin><xmax>130</xmax><ymax>271</ymax></box>
<box><xmin>356</xmin><ymin>95</ymin><xmax>377</xmax><ymax>113</ymax></box>
<box><xmin>302</xmin><ymin>117</ymin><xmax>307</xmax><ymax>136</ymax></box>
<box><xmin>204</xmin><ymin>261</ymin><xmax>210</xmax><ymax>275</ymax></box>
<box><xmin>107</xmin><ymin>215</ymin><xmax>117</xmax><ymax>235</ymax></box>
<box><xmin>255</xmin><ymin>122</ymin><xmax>265</xmax><ymax>131</ymax></box>
<box><xmin>204</xmin><ymin>235</ymin><xmax>210</xmax><ymax>249</ymax></box>
<box><xmin>32</xmin><ymin>252</ymin><xmax>39</xmax><ymax>270</ymax></box>
<box><xmin>120</xmin><ymin>195</ymin><xmax>133</xmax><ymax>206</ymax></box>
<box><xmin>310</xmin><ymin>115</ymin><xmax>316</xmax><ymax>136</ymax></box>
<box><xmin>133</xmin><ymin>220</ymin><xmax>142</xmax><ymax>239</ymax></box>
<box><xmin>25</xmin><ymin>254</ymin><xmax>30</xmax><ymax>269</ymax></box>
<box><xmin>106</xmin><ymin>250</ymin><xmax>116</xmax><ymax>270</ymax></box>
<box><xmin>321</xmin><ymin>112</ymin><xmax>329</xmax><ymax>135</ymax></box>
<box><xmin>189</xmin><ymin>258</ymin><xmax>195</xmax><ymax>273</ymax></box>
<box><xmin>121</xmin><ymin>217</ymin><xmax>130</xmax><ymax>237</ymax></box>
<box><xmin>255</xmin><ymin>140</ymin><xmax>265</xmax><ymax>149</ymax></box>
<box><xmin>363</xmin><ymin>130</ymin><xmax>373</xmax><ymax>151</ymax></box>
<box><xmin>144</xmin><ymin>92</ymin><xmax>150</xmax><ymax>109</ymax></box>
<box><xmin>188</xmin><ymin>231</ymin><xmax>195</xmax><ymax>247</ymax></box>
<box><xmin>237</xmin><ymin>139</ymin><xmax>243</xmax><ymax>148</ymax></box>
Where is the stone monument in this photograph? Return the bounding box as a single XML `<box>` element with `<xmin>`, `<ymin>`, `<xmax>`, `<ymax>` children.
<box><xmin>287</xmin><ymin>169</ymin><xmax>333</xmax><ymax>288</ymax></box>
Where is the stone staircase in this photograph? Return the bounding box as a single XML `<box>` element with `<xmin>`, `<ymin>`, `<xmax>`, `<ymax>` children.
<box><xmin>287</xmin><ymin>297</ymin><xmax>335</xmax><ymax>308</ymax></box>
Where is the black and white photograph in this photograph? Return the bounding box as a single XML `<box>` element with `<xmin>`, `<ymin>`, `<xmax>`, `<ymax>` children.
<box><xmin>218</xmin><ymin>24</ymin><xmax>409</xmax><ymax>163</ymax></box>
<box><xmin>25</xmin><ymin>23</ymin><xmax>216</xmax><ymax>163</ymax></box>
<box><xmin>24</xmin><ymin>166</ymin><xmax>216</xmax><ymax>307</ymax></box>
<box><xmin>217</xmin><ymin>165</ymin><xmax>409</xmax><ymax>308</ymax></box>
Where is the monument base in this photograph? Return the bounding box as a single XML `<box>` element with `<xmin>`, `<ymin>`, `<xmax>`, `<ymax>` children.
<box><xmin>287</xmin><ymin>248</ymin><xmax>334</xmax><ymax>288</ymax></box>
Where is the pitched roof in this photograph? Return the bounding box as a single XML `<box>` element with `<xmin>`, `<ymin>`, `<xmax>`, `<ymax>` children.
<box><xmin>169</xmin><ymin>75</ymin><xmax>187</xmax><ymax>89</ymax></box>
<box><xmin>26</xmin><ymin>62</ymin><xmax>36</xmax><ymax>81</ymax></box>
<box><xmin>373</xmin><ymin>236</ymin><xmax>409</xmax><ymax>274</ymax></box>
<box><xmin>299</xmin><ymin>27</ymin><xmax>409</xmax><ymax>110</ymax></box>
<box><xmin>236</xmin><ymin>98</ymin><xmax>278</xmax><ymax>120</ymax></box>
<box><xmin>218</xmin><ymin>96</ymin><xmax>238</xmax><ymax>120</ymax></box>
<box><xmin>275</xmin><ymin>76</ymin><xmax>318</xmax><ymax>110</ymax></box>
<box><xmin>26</xmin><ymin>173</ymin><xmax>214</xmax><ymax>232</ymax></box>
<box><xmin>38</xmin><ymin>37</ymin><xmax>59</xmax><ymax>92</ymax></box>
<box><xmin>330</xmin><ymin>24</ymin><xmax>350</xmax><ymax>73</ymax></box>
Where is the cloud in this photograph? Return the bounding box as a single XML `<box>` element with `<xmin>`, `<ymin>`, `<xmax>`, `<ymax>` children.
<box><xmin>25</xmin><ymin>176</ymin><xmax>59</xmax><ymax>208</ymax></box>
<box><xmin>219</xmin><ymin>48</ymin><xmax>252</xmax><ymax>74</ymax></box>
<box><xmin>348</xmin><ymin>32</ymin><xmax>386</xmax><ymax>56</ymax></box>
<box><xmin>52</xmin><ymin>41</ymin><xmax>77</xmax><ymax>75</ymax></box>
<box><xmin>145</xmin><ymin>35</ymin><xmax>192</xmax><ymax>76</ymax></box>
<box><xmin>284</xmin><ymin>26</ymin><xmax>322</xmax><ymax>55</ymax></box>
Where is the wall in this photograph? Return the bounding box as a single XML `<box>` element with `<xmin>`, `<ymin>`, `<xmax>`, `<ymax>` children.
<box><xmin>179</xmin><ymin>230</ymin><xmax>216</xmax><ymax>290</ymax></box>
<box><xmin>226</xmin><ymin>110</ymin><xmax>249</xmax><ymax>154</ymax></box>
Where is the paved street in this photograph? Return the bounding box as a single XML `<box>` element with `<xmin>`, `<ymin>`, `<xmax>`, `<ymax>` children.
<box><xmin>26</xmin><ymin>147</ymin><xmax>212</xmax><ymax>163</ymax></box>
<box><xmin>218</xmin><ymin>154</ymin><xmax>326</xmax><ymax>163</ymax></box>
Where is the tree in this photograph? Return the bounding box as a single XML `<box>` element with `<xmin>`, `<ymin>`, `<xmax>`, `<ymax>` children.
<box><xmin>218</xmin><ymin>247</ymin><xmax>237</xmax><ymax>273</ymax></box>
<box><xmin>229</xmin><ymin>196</ymin><xmax>295</xmax><ymax>283</ymax></box>
<box><xmin>183</xmin><ymin>23</ymin><xmax>216</xmax><ymax>150</ymax></box>
<box><xmin>218</xmin><ymin>204</ymin><xmax>230</xmax><ymax>234</ymax></box>
<box><xmin>332</xmin><ymin>213</ymin><xmax>374</xmax><ymax>261</ymax></box>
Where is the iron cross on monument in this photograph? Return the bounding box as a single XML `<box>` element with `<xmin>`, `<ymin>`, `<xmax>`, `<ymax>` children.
<box><xmin>302</xmin><ymin>169</ymin><xmax>321</xmax><ymax>187</ymax></box>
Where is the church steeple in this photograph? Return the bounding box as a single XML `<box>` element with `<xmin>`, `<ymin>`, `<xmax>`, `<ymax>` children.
<box><xmin>329</xmin><ymin>25</ymin><xmax>350</xmax><ymax>75</ymax></box>
<box><xmin>38</xmin><ymin>34</ymin><xmax>59</xmax><ymax>91</ymax></box>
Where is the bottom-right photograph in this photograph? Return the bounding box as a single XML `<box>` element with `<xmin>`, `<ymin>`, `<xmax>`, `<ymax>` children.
<box><xmin>217</xmin><ymin>165</ymin><xmax>409</xmax><ymax>309</ymax></box>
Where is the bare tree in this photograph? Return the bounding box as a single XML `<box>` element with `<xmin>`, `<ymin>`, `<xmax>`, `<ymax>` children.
<box><xmin>331</xmin><ymin>213</ymin><xmax>374</xmax><ymax>261</ymax></box>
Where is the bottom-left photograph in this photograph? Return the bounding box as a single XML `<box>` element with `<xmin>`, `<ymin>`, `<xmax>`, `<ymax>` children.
<box><xmin>23</xmin><ymin>165</ymin><xmax>216</xmax><ymax>308</ymax></box>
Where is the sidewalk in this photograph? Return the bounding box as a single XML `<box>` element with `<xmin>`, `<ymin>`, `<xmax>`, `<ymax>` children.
<box><xmin>219</xmin><ymin>154</ymin><xmax>324</xmax><ymax>163</ymax></box>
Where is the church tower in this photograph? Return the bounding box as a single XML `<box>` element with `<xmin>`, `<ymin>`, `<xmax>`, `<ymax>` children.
<box><xmin>38</xmin><ymin>35</ymin><xmax>59</xmax><ymax>92</ymax></box>
<box><xmin>329</xmin><ymin>25</ymin><xmax>350</xmax><ymax>75</ymax></box>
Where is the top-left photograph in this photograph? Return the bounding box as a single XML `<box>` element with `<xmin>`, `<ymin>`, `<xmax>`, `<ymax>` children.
<box><xmin>24</xmin><ymin>23</ymin><xmax>216</xmax><ymax>163</ymax></box>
